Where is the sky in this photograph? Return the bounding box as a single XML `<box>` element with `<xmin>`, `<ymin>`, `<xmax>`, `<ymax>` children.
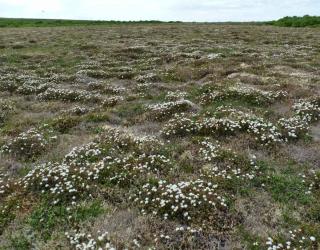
<box><xmin>0</xmin><ymin>0</ymin><xmax>319</xmax><ymax>22</ymax></box>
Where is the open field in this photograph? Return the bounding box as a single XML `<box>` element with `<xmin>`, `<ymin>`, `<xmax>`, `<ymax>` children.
<box><xmin>0</xmin><ymin>18</ymin><xmax>167</xmax><ymax>28</ymax></box>
<box><xmin>0</xmin><ymin>24</ymin><xmax>319</xmax><ymax>249</ymax></box>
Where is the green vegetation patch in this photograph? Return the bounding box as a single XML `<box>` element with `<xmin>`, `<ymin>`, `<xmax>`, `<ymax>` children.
<box><xmin>268</xmin><ymin>15</ymin><xmax>320</xmax><ymax>27</ymax></box>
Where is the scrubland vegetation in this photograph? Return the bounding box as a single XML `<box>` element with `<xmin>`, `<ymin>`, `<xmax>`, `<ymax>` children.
<box><xmin>269</xmin><ymin>15</ymin><xmax>320</xmax><ymax>27</ymax></box>
<box><xmin>0</xmin><ymin>23</ymin><xmax>319</xmax><ymax>249</ymax></box>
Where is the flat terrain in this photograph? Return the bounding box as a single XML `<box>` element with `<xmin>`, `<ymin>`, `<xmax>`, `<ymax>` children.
<box><xmin>0</xmin><ymin>24</ymin><xmax>319</xmax><ymax>249</ymax></box>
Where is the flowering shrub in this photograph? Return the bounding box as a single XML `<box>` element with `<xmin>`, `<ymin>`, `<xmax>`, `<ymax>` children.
<box><xmin>102</xmin><ymin>153</ymin><xmax>171</xmax><ymax>186</ymax></box>
<box><xmin>132</xmin><ymin>179</ymin><xmax>230</xmax><ymax>230</ymax></box>
<box><xmin>64</xmin><ymin>142</ymin><xmax>103</xmax><ymax>165</ymax></box>
<box><xmin>239</xmin><ymin>116</ymin><xmax>283</xmax><ymax>145</ymax></box>
<box><xmin>19</xmin><ymin>127</ymin><xmax>166</xmax><ymax>205</ymax></box>
<box><xmin>266</xmin><ymin>229</ymin><xmax>318</xmax><ymax>250</ymax></box>
<box><xmin>101</xmin><ymin>96</ymin><xmax>124</xmax><ymax>107</ymax></box>
<box><xmin>97</xmin><ymin>128</ymin><xmax>169</xmax><ymax>186</ymax></box>
<box><xmin>197</xmin><ymin>117</ymin><xmax>242</xmax><ymax>136</ymax></box>
<box><xmin>162</xmin><ymin>112</ymin><xmax>283</xmax><ymax>145</ymax></box>
<box><xmin>200</xmin><ymin>85</ymin><xmax>287</xmax><ymax>105</ymax></box>
<box><xmin>278</xmin><ymin>98</ymin><xmax>320</xmax><ymax>140</ymax></box>
<box><xmin>37</xmin><ymin>88</ymin><xmax>103</xmax><ymax>103</ymax></box>
<box><xmin>22</xmin><ymin>142</ymin><xmax>104</xmax><ymax>205</ymax></box>
<box><xmin>161</xmin><ymin>99</ymin><xmax>320</xmax><ymax>145</ymax></box>
<box><xmin>1</xmin><ymin>127</ymin><xmax>56</xmax><ymax>160</ymax></box>
<box><xmin>98</xmin><ymin>127</ymin><xmax>163</xmax><ymax>154</ymax></box>
<box><xmin>293</xmin><ymin>99</ymin><xmax>320</xmax><ymax>122</ymax></box>
<box><xmin>161</xmin><ymin>113</ymin><xmax>197</xmax><ymax>137</ymax></box>
<box><xmin>161</xmin><ymin>114</ymin><xmax>240</xmax><ymax>138</ymax></box>
<box><xmin>96</xmin><ymin>128</ymin><xmax>140</xmax><ymax>153</ymax></box>
<box><xmin>16</xmin><ymin>82</ymin><xmax>51</xmax><ymax>95</ymax></box>
<box><xmin>22</xmin><ymin>162</ymin><xmax>97</xmax><ymax>205</ymax></box>
<box><xmin>21</xmin><ymin>143</ymin><xmax>101</xmax><ymax>204</ymax></box>
<box><xmin>147</xmin><ymin>100</ymin><xmax>194</xmax><ymax>121</ymax></box>
<box><xmin>278</xmin><ymin>117</ymin><xmax>309</xmax><ymax>139</ymax></box>
<box><xmin>198</xmin><ymin>139</ymin><xmax>259</xmax><ymax>180</ymax></box>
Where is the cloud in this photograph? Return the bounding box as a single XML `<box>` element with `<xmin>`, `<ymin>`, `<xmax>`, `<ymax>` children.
<box><xmin>0</xmin><ymin>0</ymin><xmax>319</xmax><ymax>21</ymax></box>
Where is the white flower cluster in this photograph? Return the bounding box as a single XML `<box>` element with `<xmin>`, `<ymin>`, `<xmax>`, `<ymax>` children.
<box><xmin>104</xmin><ymin>153</ymin><xmax>171</xmax><ymax>186</ymax></box>
<box><xmin>64</xmin><ymin>142</ymin><xmax>103</xmax><ymax>165</ymax></box>
<box><xmin>161</xmin><ymin>113</ymin><xmax>197</xmax><ymax>137</ymax></box>
<box><xmin>135</xmin><ymin>72</ymin><xmax>159</xmax><ymax>83</ymax></box>
<box><xmin>278</xmin><ymin>116</ymin><xmax>309</xmax><ymax>139</ymax></box>
<box><xmin>240</xmin><ymin>116</ymin><xmax>283</xmax><ymax>145</ymax></box>
<box><xmin>99</xmin><ymin>127</ymin><xmax>162</xmax><ymax>153</ymax></box>
<box><xmin>132</xmin><ymin>179</ymin><xmax>227</xmax><ymax>224</ymax></box>
<box><xmin>16</xmin><ymin>82</ymin><xmax>51</xmax><ymax>95</ymax></box>
<box><xmin>21</xmin><ymin>142</ymin><xmax>104</xmax><ymax>204</ymax></box>
<box><xmin>66</xmin><ymin>231</ymin><xmax>116</xmax><ymax>250</ymax></box>
<box><xmin>0</xmin><ymin>173</ymin><xmax>13</xmax><ymax>196</ymax></box>
<box><xmin>199</xmin><ymin>139</ymin><xmax>259</xmax><ymax>180</ymax></box>
<box><xmin>266</xmin><ymin>229</ymin><xmax>318</xmax><ymax>250</ymax></box>
<box><xmin>19</xmin><ymin>127</ymin><xmax>165</xmax><ymax>204</ymax></box>
<box><xmin>278</xmin><ymin>98</ymin><xmax>320</xmax><ymax>139</ymax></box>
<box><xmin>293</xmin><ymin>99</ymin><xmax>320</xmax><ymax>122</ymax></box>
<box><xmin>165</xmin><ymin>91</ymin><xmax>188</xmax><ymax>101</ymax></box>
<box><xmin>21</xmin><ymin>161</ymin><xmax>99</xmax><ymax>205</ymax></box>
<box><xmin>98</xmin><ymin>127</ymin><xmax>134</xmax><ymax>150</ymax></box>
<box><xmin>0</xmin><ymin>73</ymin><xmax>54</xmax><ymax>95</ymax></box>
<box><xmin>199</xmin><ymin>139</ymin><xmax>222</xmax><ymax>161</ymax></box>
<box><xmin>200</xmin><ymin>86</ymin><xmax>287</xmax><ymax>105</ymax></box>
<box><xmin>147</xmin><ymin>100</ymin><xmax>194</xmax><ymax>121</ymax></box>
<box><xmin>161</xmin><ymin>112</ymin><xmax>283</xmax><ymax>145</ymax></box>
<box><xmin>37</xmin><ymin>87</ymin><xmax>103</xmax><ymax>103</ymax></box>
<box><xmin>162</xmin><ymin>98</ymin><xmax>320</xmax><ymax>145</ymax></box>
<box><xmin>161</xmin><ymin>114</ymin><xmax>242</xmax><ymax>138</ymax></box>
<box><xmin>198</xmin><ymin>117</ymin><xmax>242</xmax><ymax>136</ymax></box>
<box><xmin>1</xmin><ymin>127</ymin><xmax>56</xmax><ymax>160</ymax></box>
<box><xmin>101</xmin><ymin>96</ymin><xmax>124</xmax><ymax>107</ymax></box>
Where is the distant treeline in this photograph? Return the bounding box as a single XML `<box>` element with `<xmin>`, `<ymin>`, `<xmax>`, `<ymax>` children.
<box><xmin>267</xmin><ymin>15</ymin><xmax>320</xmax><ymax>27</ymax></box>
<box><xmin>0</xmin><ymin>18</ymin><xmax>181</xmax><ymax>28</ymax></box>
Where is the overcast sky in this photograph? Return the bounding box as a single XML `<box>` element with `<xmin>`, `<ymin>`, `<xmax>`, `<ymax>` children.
<box><xmin>0</xmin><ymin>0</ymin><xmax>319</xmax><ymax>22</ymax></box>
